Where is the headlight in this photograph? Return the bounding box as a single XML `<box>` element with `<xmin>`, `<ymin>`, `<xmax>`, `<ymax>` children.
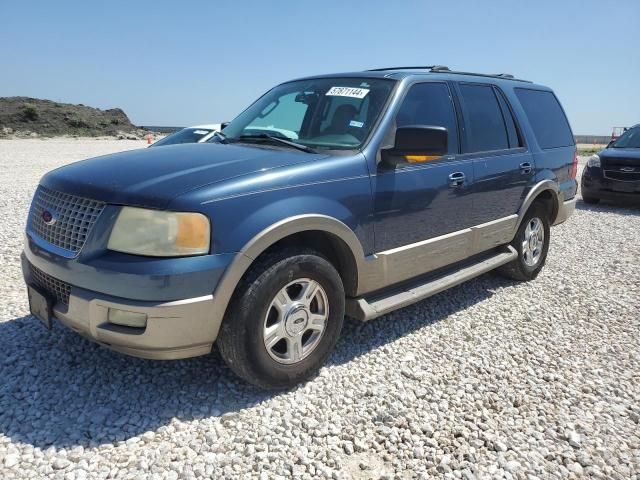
<box><xmin>587</xmin><ymin>154</ymin><xmax>600</xmax><ymax>168</ymax></box>
<box><xmin>108</xmin><ymin>207</ymin><xmax>210</xmax><ymax>256</ymax></box>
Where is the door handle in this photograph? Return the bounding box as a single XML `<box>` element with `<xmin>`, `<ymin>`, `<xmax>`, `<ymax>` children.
<box><xmin>520</xmin><ymin>162</ymin><xmax>532</xmax><ymax>174</ymax></box>
<box><xmin>448</xmin><ymin>171</ymin><xmax>466</xmax><ymax>187</ymax></box>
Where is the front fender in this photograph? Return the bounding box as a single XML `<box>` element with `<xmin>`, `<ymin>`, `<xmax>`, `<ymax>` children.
<box><xmin>173</xmin><ymin>168</ymin><xmax>374</xmax><ymax>341</ymax></box>
<box><xmin>210</xmin><ymin>192</ymin><xmax>370</xmax><ymax>255</ymax></box>
<box><xmin>237</xmin><ymin>213</ymin><xmax>366</xmax><ymax>262</ymax></box>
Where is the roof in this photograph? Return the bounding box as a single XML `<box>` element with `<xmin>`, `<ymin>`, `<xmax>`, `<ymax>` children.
<box><xmin>292</xmin><ymin>66</ymin><xmax>542</xmax><ymax>87</ymax></box>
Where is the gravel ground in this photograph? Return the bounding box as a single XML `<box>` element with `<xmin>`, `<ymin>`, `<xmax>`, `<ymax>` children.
<box><xmin>0</xmin><ymin>139</ymin><xmax>639</xmax><ymax>479</ymax></box>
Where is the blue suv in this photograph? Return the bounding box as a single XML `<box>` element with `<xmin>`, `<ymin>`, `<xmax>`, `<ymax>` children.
<box><xmin>23</xmin><ymin>66</ymin><xmax>577</xmax><ymax>388</ymax></box>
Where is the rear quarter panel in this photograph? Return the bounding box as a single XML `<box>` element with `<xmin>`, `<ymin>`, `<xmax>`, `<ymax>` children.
<box><xmin>503</xmin><ymin>84</ymin><xmax>578</xmax><ymax>201</ymax></box>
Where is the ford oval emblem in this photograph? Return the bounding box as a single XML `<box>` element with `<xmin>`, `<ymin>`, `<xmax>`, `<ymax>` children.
<box><xmin>42</xmin><ymin>210</ymin><xmax>57</xmax><ymax>226</ymax></box>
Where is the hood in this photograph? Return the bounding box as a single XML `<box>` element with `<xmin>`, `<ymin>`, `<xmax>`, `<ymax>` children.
<box><xmin>41</xmin><ymin>143</ymin><xmax>323</xmax><ymax>208</ymax></box>
<box><xmin>599</xmin><ymin>147</ymin><xmax>640</xmax><ymax>166</ymax></box>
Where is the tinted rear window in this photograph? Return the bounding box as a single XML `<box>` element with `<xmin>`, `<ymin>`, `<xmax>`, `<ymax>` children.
<box><xmin>515</xmin><ymin>89</ymin><xmax>574</xmax><ymax>149</ymax></box>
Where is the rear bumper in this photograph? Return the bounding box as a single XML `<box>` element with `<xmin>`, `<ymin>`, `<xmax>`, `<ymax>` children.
<box><xmin>553</xmin><ymin>197</ymin><xmax>576</xmax><ymax>225</ymax></box>
<box><xmin>22</xmin><ymin>253</ymin><xmax>220</xmax><ymax>360</ymax></box>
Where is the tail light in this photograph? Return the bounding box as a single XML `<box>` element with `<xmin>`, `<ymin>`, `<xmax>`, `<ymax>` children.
<box><xmin>569</xmin><ymin>151</ymin><xmax>578</xmax><ymax>179</ymax></box>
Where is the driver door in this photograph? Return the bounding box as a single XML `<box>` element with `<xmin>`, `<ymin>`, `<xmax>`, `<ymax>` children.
<box><xmin>370</xmin><ymin>82</ymin><xmax>475</xmax><ymax>282</ymax></box>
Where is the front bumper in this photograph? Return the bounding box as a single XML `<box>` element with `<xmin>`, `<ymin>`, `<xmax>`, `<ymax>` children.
<box><xmin>22</xmin><ymin>253</ymin><xmax>221</xmax><ymax>360</ymax></box>
<box><xmin>583</xmin><ymin>187</ymin><xmax>640</xmax><ymax>203</ymax></box>
<box><xmin>582</xmin><ymin>166</ymin><xmax>640</xmax><ymax>203</ymax></box>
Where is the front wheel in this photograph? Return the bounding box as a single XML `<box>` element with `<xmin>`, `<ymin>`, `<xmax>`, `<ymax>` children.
<box><xmin>581</xmin><ymin>177</ymin><xmax>600</xmax><ymax>204</ymax></box>
<box><xmin>497</xmin><ymin>203</ymin><xmax>550</xmax><ymax>281</ymax></box>
<box><xmin>217</xmin><ymin>248</ymin><xmax>345</xmax><ymax>389</ymax></box>
<box><xmin>581</xmin><ymin>194</ymin><xmax>600</xmax><ymax>205</ymax></box>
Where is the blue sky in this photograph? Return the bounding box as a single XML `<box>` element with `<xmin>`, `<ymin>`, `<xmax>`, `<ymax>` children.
<box><xmin>1</xmin><ymin>0</ymin><xmax>638</xmax><ymax>135</ymax></box>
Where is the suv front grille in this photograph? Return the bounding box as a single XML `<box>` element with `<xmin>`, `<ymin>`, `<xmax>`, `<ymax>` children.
<box><xmin>604</xmin><ymin>170</ymin><xmax>640</xmax><ymax>182</ymax></box>
<box><xmin>29</xmin><ymin>186</ymin><xmax>105</xmax><ymax>255</ymax></box>
<box><xmin>30</xmin><ymin>263</ymin><xmax>71</xmax><ymax>305</ymax></box>
<box><xmin>604</xmin><ymin>157</ymin><xmax>638</xmax><ymax>168</ymax></box>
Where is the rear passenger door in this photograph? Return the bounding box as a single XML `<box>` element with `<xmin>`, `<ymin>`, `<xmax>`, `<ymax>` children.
<box><xmin>454</xmin><ymin>83</ymin><xmax>533</xmax><ymax>226</ymax></box>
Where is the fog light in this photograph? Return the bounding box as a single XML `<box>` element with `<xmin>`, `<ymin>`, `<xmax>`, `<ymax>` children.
<box><xmin>107</xmin><ymin>308</ymin><xmax>148</xmax><ymax>328</ymax></box>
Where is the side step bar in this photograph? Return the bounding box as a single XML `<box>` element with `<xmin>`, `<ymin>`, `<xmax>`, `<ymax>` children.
<box><xmin>346</xmin><ymin>246</ymin><xmax>517</xmax><ymax>321</ymax></box>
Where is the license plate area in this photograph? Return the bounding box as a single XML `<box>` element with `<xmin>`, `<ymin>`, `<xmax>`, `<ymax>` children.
<box><xmin>28</xmin><ymin>285</ymin><xmax>53</xmax><ymax>329</ymax></box>
<box><xmin>613</xmin><ymin>182</ymin><xmax>640</xmax><ymax>193</ymax></box>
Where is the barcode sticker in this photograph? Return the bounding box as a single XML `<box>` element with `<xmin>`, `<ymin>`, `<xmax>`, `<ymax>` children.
<box><xmin>326</xmin><ymin>87</ymin><xmax>370</xmax><ymax>99</ymax></box>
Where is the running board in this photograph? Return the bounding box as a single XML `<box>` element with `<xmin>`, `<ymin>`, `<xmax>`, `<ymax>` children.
<box><xmin>346</xmin><ymin>246</ymin><xmax>517</xmax><ymax>321</ymax></box>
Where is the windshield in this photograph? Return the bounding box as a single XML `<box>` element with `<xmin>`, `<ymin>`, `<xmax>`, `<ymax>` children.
<box><xmin>219</xmin><ymin>78</ymin><xmax>395</xmax><ymax>150</ymax></box>
<box><xmin>611</xmin><ymin>126</ymin><xmax>640</xmax><ymax>148</ymax></box>
<box><xmin>152</xmin><ymin>128</ymin><xmax>214</xmax><ymax>147</ymax></box>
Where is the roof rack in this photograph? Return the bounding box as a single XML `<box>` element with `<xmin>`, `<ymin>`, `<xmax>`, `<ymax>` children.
<box><xmin>366</xmin><ymin>65</ymin><xmax>531</xmax><ymax>83</ymax></box>
<box><xmin>367</xmin><ymin>65</ymin><xmax>439</xmax><ymax>71</ymax></box>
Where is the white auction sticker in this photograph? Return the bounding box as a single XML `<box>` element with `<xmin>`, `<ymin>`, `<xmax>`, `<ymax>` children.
<box><xmin>326</xmin><ymin>87</ymin><xmax>370</xmax><ymax>99</ymax></box>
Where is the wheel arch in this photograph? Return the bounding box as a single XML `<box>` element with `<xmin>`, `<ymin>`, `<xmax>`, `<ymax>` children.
<box><xmin>207</xmin><ymin>215</ymin><xmax>365</xmax><ymax>340</ymax></box>
<box><xmin>516</xmin><ymin>180</ymin><xmax>560</xmax><ymax>230</ymax></box>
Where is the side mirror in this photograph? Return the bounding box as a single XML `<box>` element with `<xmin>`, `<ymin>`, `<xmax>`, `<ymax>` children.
<box><xmin>606</xmin><ymin>140</ymin><xmax>615</xmax><ymax>148</ymax></box>
<box><xmin>382</xmin><ymin>125</ymin><xmax>448</xmax><ymax>167</ymax></box>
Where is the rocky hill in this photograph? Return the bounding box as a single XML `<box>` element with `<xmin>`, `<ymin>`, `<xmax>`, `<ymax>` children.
<box><xmin>0</xmin><ymin>97</ymin><xmax>147</xmax><ymax>138</ymax></box>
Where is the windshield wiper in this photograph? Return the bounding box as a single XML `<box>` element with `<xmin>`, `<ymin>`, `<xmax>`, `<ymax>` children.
<box><xmin>238</xmin><ymin>134</ymin><xmax>317</xmax><ymax>154</ymax></box>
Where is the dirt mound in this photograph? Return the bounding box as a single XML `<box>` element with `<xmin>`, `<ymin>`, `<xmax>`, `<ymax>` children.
<box><xmin>0</xmin><ymin>97</ymin><xmax>147</xmax><ymax>138</ymax></box>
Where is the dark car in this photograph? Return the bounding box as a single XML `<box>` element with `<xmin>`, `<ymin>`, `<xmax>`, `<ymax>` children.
<box><xmin>582</xmin><ymin>124</ymin><xmax>640</xmax><ymax>204</ymax></box>
<box><xmin>22</xmin><ymin>66</ymin><xmax>577</xmax><ymax>388</ymax></box>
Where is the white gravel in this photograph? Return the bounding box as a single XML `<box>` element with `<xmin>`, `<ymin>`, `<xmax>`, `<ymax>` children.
<box><xmin>0</xmin><ymin>139</ymin><xmax>639</xmax><ymax>479</ymax></box>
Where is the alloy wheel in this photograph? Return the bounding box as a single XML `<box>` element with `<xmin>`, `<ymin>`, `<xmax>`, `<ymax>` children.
<box><xmin>262</xmin><ymin>278</ymin><xmax>329</xmax><ymax>364</ymax></box>
<box><xmin>522</xmin><ymin>217</ymin><xmax>544</xmax><ymax>267</ymax></box>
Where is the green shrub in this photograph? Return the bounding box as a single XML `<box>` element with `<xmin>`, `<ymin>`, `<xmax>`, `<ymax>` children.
<box><xmin>22</xmin><ymin>104</ymin><xmax>39</xmax><ymax>121</ymax></box>
<box><xmin>66</xmin><ymin>117</ymin><xmax>90</xmax><ymax>128</ymax></box>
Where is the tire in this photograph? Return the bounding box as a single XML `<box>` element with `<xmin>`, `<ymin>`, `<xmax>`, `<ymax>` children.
<box><xmin>217</xmin><ymin>248</ymin><xmax>345</xmax><ymax>389</ymax></box>
<box><xmin>581</xmin><ymin>177</ymin><xmax>600</xmax><ymax>204</ymax></box>
<box><xmin>497</xmin><ymin>203</ymin><xmax>551</xmax><ymax>281</ymax></box>
<box><xmin>581</xmin><ymin>194</ymin><xmax>600</xmax><ymax>205</ymax></box>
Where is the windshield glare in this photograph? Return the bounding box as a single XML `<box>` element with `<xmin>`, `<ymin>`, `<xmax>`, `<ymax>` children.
<box><xmin>611</xmin><ymin>126</ymin><xmax>640</xmax><ymax>148</ymax></box>
<box><xmin>219</xmin><ymin>78</ymin><xmax>395</xmax><ymax>150</ymax></box>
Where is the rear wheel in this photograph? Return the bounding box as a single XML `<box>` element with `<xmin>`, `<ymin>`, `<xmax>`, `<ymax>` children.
<box><xmin>497</xmin><ymin>203</ymin><xmax>550</xmax><ymax>281</ymax></box>
<box><xmin>217</xmin><ymin>248</ymin><xmax>345</xmax><ymax>389</ymax></box>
